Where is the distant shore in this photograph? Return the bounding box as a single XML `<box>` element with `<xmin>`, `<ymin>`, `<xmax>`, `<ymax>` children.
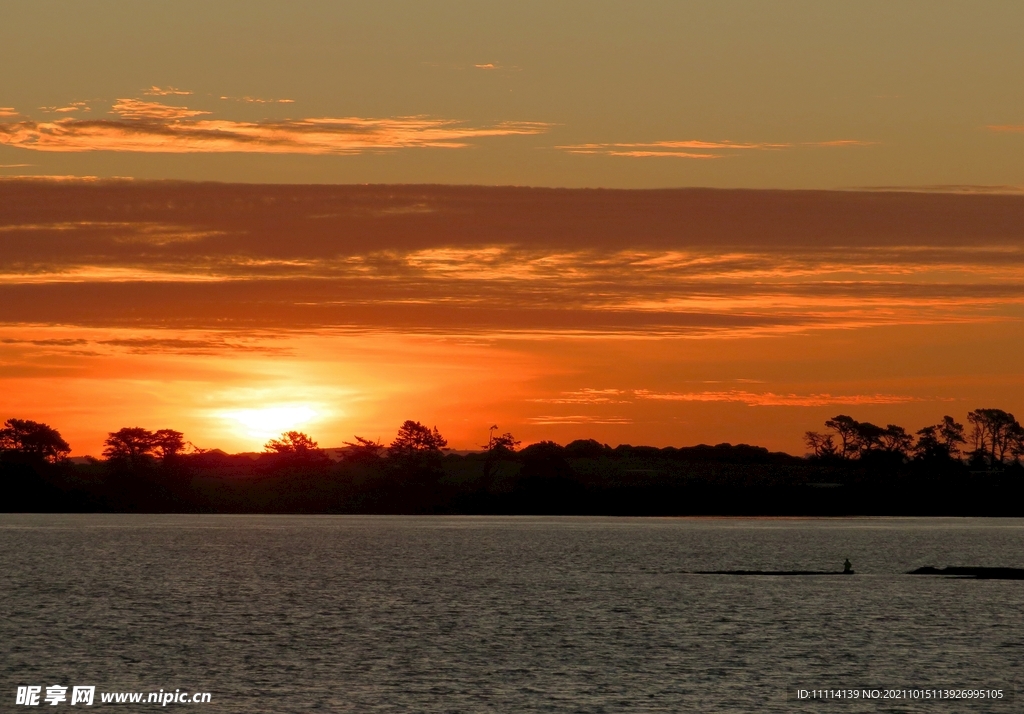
<box><xmin>4</xmin><ymin>440</ymin><xmax>1023</xmax><ymax>516</ymax></box>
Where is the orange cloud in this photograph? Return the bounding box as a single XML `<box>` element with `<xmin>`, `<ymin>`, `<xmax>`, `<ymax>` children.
<box><xmin>596</xmin><ymin>150</ymin><xmax>724</xmax><ymax>159</ymax></box>
<box><xmin>219</xmin><ymin>96</ymin><xmax>295</xmax><ymax>104</ymax></box>
<box><xmin>0</xmin><ymin>108</ymin><xmax>19</xmax><ymax>118</ymax></box>
<box><xmin>632</xmin><ymin>389</ymin><xmax>924</xmax><ymax>406</ymax></box>
<box><xmin>531</xmin><ymin>389</ymin><xmax>629</xmax><ymax>404</ymax></box>
<box><xmin>527</xmin><ymin>415</ymin><xmax>633</xmax><ymax>425</ymax></box>
<box><xmin>2</xmin><ymin>183</ymin><xmax>1023</xmax><ymax>338</ymax></box>
<box><xmin>560</xmin><ymin>138</ymin><xmax>873</xmax><ymax>158</ymax></box>
<box><xmin>805</xmin><ymin>139</ymin><xmax>878</xmax><ymax>147</ymax></box>
<box><xmin>0</xmin><ymin>112</ymin><xmax>549</xmax><ymax>154</ymax></box>
<box><xmin>111</xmin><ymin>98</ymin><xmax>211</xmax><ymax>120</ymax></box>
<box><xmin>40</xmin><ymin>101</ymin><xmax>92</xmax><ymax>114</ymax></box>
<box><xmin>144</xmin><ymin>86</ymin><xmax>193</xmax><ymax>96</ymax></box>
<box><xmin>0</xmin><ymin>174</ymin><xmax>107</xmax><ymax>182</ymax></box>
<box><xmin>559</xmin><ymin>139</ymin><xmax>789</xmax><ymax>158</ymax></box>
<box><xmin>640</xmin><ymin>140</ymin><xmax>788</xmax><ymax>150</ymax></box>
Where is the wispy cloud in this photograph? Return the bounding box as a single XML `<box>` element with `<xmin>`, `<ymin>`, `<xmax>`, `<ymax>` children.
<box><xmin>0</xmin><ymin>328</ymin><xmax>287</xmax><ymax>356</ymax></box>
<box><xmin>144</xmin><ymin>86</ymin><xmax>192</xmax><ymax>96</ymax></box>
<box><xmin>1</xmin><ymin>184</ymin><xmax>1022</xmax><ymax>335</ymax></box>
<box><xmin>474</xmin><ymin>63</ymin><xmax>498</xmax><ymax>70</ymax></box>
<box><xmin>219</xmin><ymin>96</ymin><xmax>295</xmax><ymax>104</ymax></box>
<box><xmin>40</xmin><ymin>101</ymin><xmax>91</xmax><ymax>114</ymax></box>
<box><xmin>558</xmin><ymin>139</ymin><xmax>781</xmax><ymax>159</ymax></box>
<box><xmin>530</xmin><ymin>389</ymin><xmax>629</xmax><ymax>404</ymax></box>
<box><xmin>807</xmin><ymin>140</ymin><xmax>877</xmax><ymax>147</ymax></box>
<box><xmin>633</xmin><ymin>389</ymin><xmax>923</xmax><ymax>407</ymax></box>
<box><xmin>0</xmin><ymin>108</ymin><xmax>19</xmax><ymax>118</ymax></box>
<box><xmin>527</xmin><ymin>415</ymin><xmax>633</xmax><ymax>425</ymax></box>
<box><xmin>559</xmin><ymin>138</ymin><xmax>874</xmax><ymax>158</ymax></box>
<box><xmin>0</xmin><ymin>174</ymin><xmax>109</xmax><ymax>182</ymax></box>
<box><xmin>852</xmin><ymin>184</ymin><xmax>1024</xmax><ymax>195</ymax></box>
<box><xmin>111</xmin><ymin>99</ymin><xmax>211</xmax><ymax>120</ymax></box>
<box><xmin>0</xmin><ymin>105</ymin><xmax>549</xmax><ymax>154</ymax></box>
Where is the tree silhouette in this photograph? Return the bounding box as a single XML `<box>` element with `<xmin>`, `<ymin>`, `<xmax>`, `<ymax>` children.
<box><xmin>804</xmin><ymin>430</ymin><xmax>837</xmax><ymax>459</ymax></box>
<box><xmin>103</xmin><ymin>427</ymin><xmax>190</xmax><ymax>463</ymax></box>
<box><xmin>967</xmin><ymin>408</ymin><xmax>1022</xmax><ymax>467</ymax></box>
<box><xmin>265</xmin><ymin>431</ymin><xmax>320</xmax><ymax>455</ymax></box>
<box><xmin>488</xmin><ymin>432</ymin><xmax>521</xmax><ymax>454</ymax></box>
<box><xmin>152</xmin><ymin>429</ymin><xmax>186</xmax><ymax>459</ymax></box>
<box><xmin>878</xmin><ymin>424</ymin><xmax>913</xmax><ymax>457</ymax></box>
<box><xmin>823</xmin><ymin>415</ymin><xmax>861</xmax><ymax>459</ymax></box>
<box><xmin>816</xmin><ymin>416</ymin><xmax>912</xmax><ymax>462</ymax></box>
<box><xmin>1012</xmin><ymin>428</ymin><xmax>1024</xmax><ymax>465</ymax></box>
<box><xmin>388</xmin><ymin>420</ymin><xmax>448</xmax><ymax>458</ymax></box>
<box><xmin>342</xmin><ymin>436</ymin><xmax>384</xmax><ymax>463</ymax></box>
<box><xmin>103</xmin><ymin>427</ymin><xmax>158</xmax><ymax>462</ymax></box>
<box><xmin>0</xmin><ymin>418</ymin><xmax>71</xmax><ymax>463</ymax></box>
<box><xmin>914</xmin><ymin>416</ymin><xmax>966</xmax><ymax>462</ymax></box>
<box><xmin>481</xmin><ymin>429</ymin><xmax>520</xmax><ymax>482</ymax></box>
<box><xmin>851</xmin><ymin>421</ymin><xmax>885</xmax><ymax>455</ymax></box>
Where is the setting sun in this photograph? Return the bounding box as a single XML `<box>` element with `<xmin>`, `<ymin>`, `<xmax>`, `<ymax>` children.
<box><xmin>216</xmin><ymin>405</ymin><xmax>322</xmax><ymax>445</ymax></box>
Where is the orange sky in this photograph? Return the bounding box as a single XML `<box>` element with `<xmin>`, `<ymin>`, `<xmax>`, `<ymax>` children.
<box><xmin>2</xmin><ymin>3</ymin><xmax>1024</xmax><ymax>188</ymax></box>
<box><xmin>2</xmin><ymin>182</ymin><xmax>1022</xmax><ymax>455</ymax></box>
<box><xmin>2</xmin><ymin>4</ymin><xmax>1023</xmax><ymax>454</ymax></box>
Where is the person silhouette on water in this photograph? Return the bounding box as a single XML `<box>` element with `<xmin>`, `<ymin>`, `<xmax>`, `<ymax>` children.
<box><xmin>843</xmin><ymin>558</ymin><xmax>853</xmax><ymax>574</ymax></box>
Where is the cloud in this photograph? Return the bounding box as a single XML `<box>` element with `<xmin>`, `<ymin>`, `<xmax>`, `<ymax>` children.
<box><xmin>40</xmin><ymin>101</ymin><xmax>92</xmax><ymax>114</ymax></box>
<box><xmin>111</xmin><ymin>98</ymin><xmax>211</xmax><ymax>120</ymax></box>
<box><xmin>474</xmin><ymin>63</ymin><xmax>497</xmax><ymax>70</ymax></box>
<box><xmin>1</xmin><ymin>183</ymin><xmax>1023</xmax><ymax>335</ymax></box>
<box><xmin>590</xmin><ymin>149</ymin><xmax>724</xmax><ymax>159</ymax></box>
<box><xmin>526</xmin><ymin>386</ymin><xmax>937</xmax><ymax>414</ymax></box>
<box><xmin>0</xmin><ymin>111</ymin><xmax>550</xmax><ymax>154</ymax></box>
<box><xmin>644</xmin><ymin>140</ymin><xmax>788</xmax><ymax>150</ymax></box>
<box><xmin>0</xmin><ymin>174</ymin><xmax>107</xmax><ymax>182</ymax></box>
<box><xmin>530</xmin><ymin>388</ymin><xmax>629</xmax><ymax>404</ymax></box>
<box><xmin>527</xmin><ymin>415</ymin><xmax>633</xmax><ymax>425</ymax></box>
<box><xmin>220</xmin><ymin>96</ymin><xmax>295</xmax><ymax>104</ymax></box>
<box><xmin>144</xmin><ymin>86</ymin><xmax>192</xmax><ymax>96</ymax></box>
<box><xmin>0</xmin><ymin>164</ymin><xmax>32</xmax><ymax>168</ymax></box>
<box><xmin>0</xmin><ymin>108</ymin><xmax>19</xmax><ymax>118</ymax></box>
<box><xmin>559</xmin><ymin>139</ymin><xmax>789</xmax><ymax>159</ymax></box>
<box><xmin>97</xmin><ymin>336</ymin><xmax>287</xmax><ymax>355</ymax></box>
<box><xmin>0</xmin><ymin>330</ymin><xmax>287</xmax><ymax>356</ymax></box>
<box><xmin>852</xmin><ymin>184</ymin><xmax>1024</xmax><ymax>195</ymax></box>
<box><xmin>633</xmin><ymin>389</ymin><xmax>923</xmax><ymax>407</ymax></box>
<box><xmin>806</xmin><ymin>139</ymin><xmax>877</xmax><ymax>147</ymax></box>
<box><xmin>559</xmin><ymin>138</ymin><xmax>873</xmax><ymax>158</ymax></box>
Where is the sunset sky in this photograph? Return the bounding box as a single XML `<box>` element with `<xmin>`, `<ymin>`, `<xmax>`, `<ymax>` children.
<box><xmin>2</xmin><ymin>2</ymin><xmax>1024</xmax><ymax>455</ymax></box>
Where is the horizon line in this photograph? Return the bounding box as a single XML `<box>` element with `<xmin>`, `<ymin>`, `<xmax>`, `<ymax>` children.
<box><xmin>2</xmin><ymin>176</ymin><xmax>1024</xmax><ymax>195</ymax></box>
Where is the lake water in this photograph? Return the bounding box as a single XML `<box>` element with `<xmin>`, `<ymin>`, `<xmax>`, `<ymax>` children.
<box><xmin>2</xmin><ymin>515</ymin><xmax>1022</xmax><ymax>712</ymax></box>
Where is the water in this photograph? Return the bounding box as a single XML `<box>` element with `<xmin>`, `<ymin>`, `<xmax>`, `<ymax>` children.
<box><xmin>2</xmin><ymin>515</ymin><xmax>1022</xmax><ymax>712</ymax></box>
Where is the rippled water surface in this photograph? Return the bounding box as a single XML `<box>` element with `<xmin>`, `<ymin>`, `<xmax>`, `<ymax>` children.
<box><xmin>2</xmin><ymin>515</ymin><xmax>1022</xmax><ymax>712</ymax></box>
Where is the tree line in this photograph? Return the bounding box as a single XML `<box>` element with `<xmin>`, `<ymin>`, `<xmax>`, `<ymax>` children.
<box><xmin>4</xmin><ymin>412</ymin><xmax>1024</xmax><ymax>516</ymax></box>
<box><xmin>804</xmin><ymin>409</ymin><xmax>1024</xmax><ymax>468</ymax></box>
<box><xmin>0</xmin><ymin>417</ymin><xmax>498</xmax><ymax>466</ymax></box>
<box><xmin>2</xmin><ymin>409</ymin><xmax>1023</xmax><ymax>471</ymax></box>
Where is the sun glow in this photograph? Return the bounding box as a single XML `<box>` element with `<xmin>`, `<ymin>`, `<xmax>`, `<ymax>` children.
<box><xmin>217</xmin><ymin>405</ymin><xmax>321</xmax><ymax>442</ymax></box>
